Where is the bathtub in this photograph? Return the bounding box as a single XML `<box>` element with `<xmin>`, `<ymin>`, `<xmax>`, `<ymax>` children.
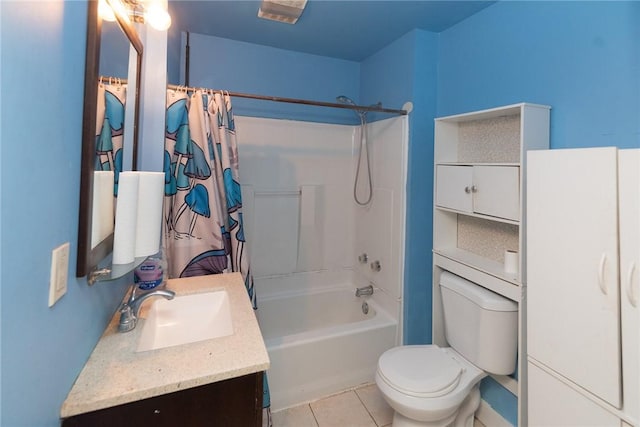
<box><xmin>256</xmin><ymin>280</ymin><xmax>397</xmax><ymax>411</ymax></box>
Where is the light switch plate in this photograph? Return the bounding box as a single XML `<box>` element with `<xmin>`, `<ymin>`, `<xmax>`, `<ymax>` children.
<box><xmin>48</xmin><ymin>242</ymin><xmax>70</xmax><ymax>307</ymax></box>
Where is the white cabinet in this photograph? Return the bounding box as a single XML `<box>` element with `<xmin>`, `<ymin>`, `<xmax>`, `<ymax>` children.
<box><xmin>435</xmin><ymin>165</ymin><xmax>520</xmax><ymax>221</ymax></box>
<box><xmin>528</xmin><ymin>362</ymin><xmax>621</xmax><ymax>427</ymax></box>
<box><xmin>433</xmin><ymin>103</ymin><xmax>550</xmax><ymax>287</ymax></box>
<box><xmin>527</xmin><ymin>147</ymin><xmax>620</xmax><ymax>407</ymax></box>
<box><xmin>432</xmin><ymin>103</ymin><xmax>550</xmax><ymax>427</ymax></box>
<box><xmin>527</xmin><ymin>147</ymin><xmax>639</xmax><ymax>426</ymax></box>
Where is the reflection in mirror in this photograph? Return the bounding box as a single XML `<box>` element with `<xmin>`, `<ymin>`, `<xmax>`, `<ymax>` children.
<box><xmin>77</xmin><ymin>0</ymin><xmax>143</xmax><ymax>280</ymax></box>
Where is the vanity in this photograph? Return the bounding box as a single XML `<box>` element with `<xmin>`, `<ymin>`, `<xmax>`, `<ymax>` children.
<box><xmin>60</xmin><ymin>273</ymin><xmax>269</xmax><ymax>427</ymax></box>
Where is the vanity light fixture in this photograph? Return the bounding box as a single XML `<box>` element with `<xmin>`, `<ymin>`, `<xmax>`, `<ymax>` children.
<box><xmin>99</xmin><ymin>0</ymin><xmax>171</xmax><ymax>31</ymax></box>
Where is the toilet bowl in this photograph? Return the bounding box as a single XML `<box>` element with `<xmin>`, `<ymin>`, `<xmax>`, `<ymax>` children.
<box><xmin>376</xmin><ymin>271</ymin><xmax>518</xmax><ymax>427</ymax></box>
<box><xmin>376</xmin><ymin>345</ymin><xmax>485</xmax><ymax>427</ymax></box>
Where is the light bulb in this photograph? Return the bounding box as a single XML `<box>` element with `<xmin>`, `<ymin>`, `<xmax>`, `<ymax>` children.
<box><xmin>98</xmin><ymin>0</ymin><xmax>117</xmax><ymax>22</ymax></box>
<box><xmin>145</xmin><ymin>4</ymin><xmax>171</xmax><ymax>30</ymax></box>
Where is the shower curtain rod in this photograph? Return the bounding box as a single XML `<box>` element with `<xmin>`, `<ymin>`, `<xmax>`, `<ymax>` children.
<box><xmin>99</xmin><ymin>76</ymin><xmax>408</xmax><ymax>116</ymax></box>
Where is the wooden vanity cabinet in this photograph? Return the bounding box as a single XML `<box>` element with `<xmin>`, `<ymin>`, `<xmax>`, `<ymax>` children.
<box><xmin>62</xmin><ymin>372</ymin><xmax>263</xmax><ymax>427</ymax></box>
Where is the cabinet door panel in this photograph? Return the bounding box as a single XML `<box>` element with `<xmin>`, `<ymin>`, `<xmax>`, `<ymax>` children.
<box><xmin>528</xmin><ymin>361</ymin><xmax>620</xmax><ymax>427</ymax></box>
<box><xmin>619</xmin><ymin>149</ymin><xmax>639</xmax><ymax>422</ymax></box>
<box><xmin>527</xmin><ymin>148</ymin><xmax>621</xmax><ymax>408</ymax></box>
<box><xmin>435</xmin><ymin>165</ymin><xmax>473</xmax><ymax>212</ymax></box>
<box><xmin>473</xmin><ymin>166</ymin><xmax>519</xmax><ymax>220</ymax></box>
<box><xmin>62</xmin><ymin>373</ymin><xmax>263</xmax><ymax>427</ymax></box>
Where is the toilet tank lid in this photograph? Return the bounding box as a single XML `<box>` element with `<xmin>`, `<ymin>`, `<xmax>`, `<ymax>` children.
<box><xmin>440</xmin><ymin>271</ymin><xmax>517</xmax><ymax>312</ymax></box>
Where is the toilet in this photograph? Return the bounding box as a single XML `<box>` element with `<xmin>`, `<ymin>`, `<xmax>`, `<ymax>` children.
<box><xmin>375</xmin><ymin>271</ymin><xmax>518</xmax><ymax>427</ymax></box>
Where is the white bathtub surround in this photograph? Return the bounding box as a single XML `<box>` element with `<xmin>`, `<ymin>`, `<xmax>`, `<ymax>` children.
<box><xmin>257</xmin><ymin>273</ymin><xmax>396</xmax><ymax>410</ymax></box>
<box><xmin>236</xmin><ymin>115</ymin><xmax>407</xmax><ymax>411</ymax></box>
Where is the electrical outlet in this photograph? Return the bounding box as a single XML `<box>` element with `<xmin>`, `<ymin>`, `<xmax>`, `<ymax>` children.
<box><xmin>48</xmin><ymin>242</ymin><xmax>70</xmax><ymax>307</ymax></box>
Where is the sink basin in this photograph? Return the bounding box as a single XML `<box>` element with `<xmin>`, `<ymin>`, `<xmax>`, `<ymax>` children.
<box><xmin>137</xmin><ymin>290</ymin><xmax>233</xmax><ymax>352</ymax></box>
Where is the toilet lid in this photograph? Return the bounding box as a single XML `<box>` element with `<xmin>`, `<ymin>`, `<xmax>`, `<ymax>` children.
<box><xmin>378</xmin><ymin>346</ymin><xmax>463</xmax><ymax>398</ymax></box>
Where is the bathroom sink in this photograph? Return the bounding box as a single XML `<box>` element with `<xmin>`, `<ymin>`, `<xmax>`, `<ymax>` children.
<box><xmin>137</xmin><ymin>290</ymin><xmax>233</xmax><ymax>352</ymax></box>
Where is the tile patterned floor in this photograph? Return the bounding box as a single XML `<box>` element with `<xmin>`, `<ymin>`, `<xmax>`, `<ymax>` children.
<box><xmin>272</xmin><ymin>384</ymin><xmax>487</xmax><ymax>427</ymax></box>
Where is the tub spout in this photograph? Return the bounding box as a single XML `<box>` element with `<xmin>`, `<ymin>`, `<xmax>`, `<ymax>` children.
<box><xmin>355</xmin><ymin>285</ymin><xmax>374</xmax><ymax>297</ymax></box>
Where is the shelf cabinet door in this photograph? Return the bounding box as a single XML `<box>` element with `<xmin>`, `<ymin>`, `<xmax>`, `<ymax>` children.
<box><xmin>527</xmin><ymin>147</ymin><xmax>621</xmax><ymax>408</ymax></box>
<box><xmin>619</xmin><ymin>149</ymin><xmax>639</xmax><ymax>423</ymax></box>
<box><xmin>528</xmin><ymin>361</ymin><xmax>621</xmax><ymax>427</ymax></box>
<box><xmin>436</xmin><ymin>165</ymin><xmax>520</xmax><ymax>221</ymax></box>
<box><xmin>473</xmin><ymin>166</ymin><xmax>519</xmax><ymax>221</ymax></box>
<box><xmin>435</xmin><ymin>165</ymin><xmax>473</xmax><ymax>212</ymax></box>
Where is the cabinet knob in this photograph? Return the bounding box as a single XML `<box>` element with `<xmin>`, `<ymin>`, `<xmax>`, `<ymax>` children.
<box><xmin>464</xmin><ymin>186</ymin><xmax>471</xmax><ymax>194</ymax></box>
<box><xmin>471</xmin><ymin>185</ymin><xmax>478</xmax><ymax>193</ymax></box>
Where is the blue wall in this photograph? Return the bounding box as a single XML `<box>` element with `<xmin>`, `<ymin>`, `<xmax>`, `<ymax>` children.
<box><xmin>438</xmin><ymin>1</ymin><xmax>640</xmax><ymax>150</ymax></box>
<box><xmin>360</xmin><ymin>29</ymin><xmax>439</xmax><ymax>345</ymax></box>
<box><xmin>1</xmin><ymin>2</ymin><xmax>131</xmax><ymax>425</ymax></box>
<box><xmin>176</xmin><ymin>33</ymin><xmax>361</xmax><ymax>125</ymax></box>
<box><xmin>437</xmin><ymin>1</ymin><xmax>639</xmax><ymax>424</ymax></box>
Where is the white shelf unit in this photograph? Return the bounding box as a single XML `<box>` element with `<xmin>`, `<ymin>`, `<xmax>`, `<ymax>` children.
<box><xmin>431</xmin><ymin>103</ymin><xmax>550</xmax><ymax>427</ymax></box>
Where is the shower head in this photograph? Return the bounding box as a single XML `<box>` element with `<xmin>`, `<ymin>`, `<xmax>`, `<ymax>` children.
<box><xmin>336</xmin><ymin>95</ymin><xmax>367</xmax><ymax>120</ymax></box>
<box><xmin>336</xmin><ymin>95</ymin><xmax>356</xmax><ymax>106</ymax></box>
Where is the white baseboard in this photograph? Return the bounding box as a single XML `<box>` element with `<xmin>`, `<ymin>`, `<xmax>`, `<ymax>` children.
<box><xmin>476</xmin><ymin>399</ymin><xmax>513</xmax><ymax>427</ymax></box>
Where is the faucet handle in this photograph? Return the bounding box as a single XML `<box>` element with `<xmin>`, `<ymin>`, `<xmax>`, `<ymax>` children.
<box><xmin>118</xmin><ymin>303</ymin><xmax>136</xmax><ymax>333</ymax></box>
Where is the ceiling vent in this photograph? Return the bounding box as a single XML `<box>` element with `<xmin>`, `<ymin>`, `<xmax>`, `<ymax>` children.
<box><xmin>258</xmin><ymin>0</ymin><xmax>308</xmax><ymax>24</ymax></box>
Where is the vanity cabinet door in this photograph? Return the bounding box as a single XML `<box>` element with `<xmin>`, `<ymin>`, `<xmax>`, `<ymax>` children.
<box><xmin>62</xmin><ymin>372</ymin><xmax>263</xmax><ymax>427</ymax></box>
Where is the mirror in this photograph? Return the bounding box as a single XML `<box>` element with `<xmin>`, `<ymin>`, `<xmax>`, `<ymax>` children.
<box><xmin>76</xmin><ymin>0</ymin><xmax>143</xmax><ymax>279</ymax></box>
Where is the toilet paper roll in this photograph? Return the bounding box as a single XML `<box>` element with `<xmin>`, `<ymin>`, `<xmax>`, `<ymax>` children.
<box><xmin>504</xmin><ymin>250</ymin><xmax>519</xmax><ymax>275</ymax></box>
<box><xmin>91</xmin><ymin>171</ymin><xmax>114</xmax><ymax>249</ymax></box>
<box><xmin>112</xmin><ymin>172</ymin><xmax>139</xmax><ymax>265</ymax></box>
<box><xmin>134</xmin><ymin>172</ymin><xmax>165</xmax><ymax>258</ymax></box>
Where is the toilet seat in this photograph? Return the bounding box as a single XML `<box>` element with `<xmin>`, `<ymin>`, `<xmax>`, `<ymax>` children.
<box><xmin>376</xmin><ymin>345</ymin><xmax>487</xmax><ymax>425</ymax></box>
<box><xmin>377</xmin><ymin>346</ymin><xmax>464</xmax><ymax>398</ymax></box>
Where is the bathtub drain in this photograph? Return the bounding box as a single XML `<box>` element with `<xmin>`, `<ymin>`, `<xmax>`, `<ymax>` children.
<box><xmin>362</xmin><ymin>301</ymin><xmax>369</xmax><ymax>315</ymax></box>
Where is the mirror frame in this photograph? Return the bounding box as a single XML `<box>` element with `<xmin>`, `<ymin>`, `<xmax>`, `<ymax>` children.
<box><xmin>76</xmin><ymin>0</ymin><xmax>143</xmax><ymax>278</ymax></box>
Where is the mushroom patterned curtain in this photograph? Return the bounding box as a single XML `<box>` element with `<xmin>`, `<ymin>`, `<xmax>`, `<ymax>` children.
<box><xmin>163</xmin><ymin>89</ymin><xmax>271</xmax><ymax>425</ymax></box>
<box><xmin>163</xmin><ymin>89</ymin><xmax>254</xmax><ymax>304</ymax></box>
<box><xmin>95</xmin><ymin>82</ymin><xmax>126</xmax><ymax>192</ymax></box>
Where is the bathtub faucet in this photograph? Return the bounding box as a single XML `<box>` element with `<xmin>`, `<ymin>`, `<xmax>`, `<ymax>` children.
<box><xmin>355</xmin><ymin>285</ymin><xmax>374</xmax><ymax>297</ymax></box>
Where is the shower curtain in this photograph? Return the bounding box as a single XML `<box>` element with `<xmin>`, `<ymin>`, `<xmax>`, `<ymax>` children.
<box><xmin>95</xmin><ymin>81</ymin><xmax>126</xmax><ymax>192</ymax></box>
<box><xmin>164</xmin><ymin>89</ymin><xmax>271</xmax><ymax>426</ymax></box>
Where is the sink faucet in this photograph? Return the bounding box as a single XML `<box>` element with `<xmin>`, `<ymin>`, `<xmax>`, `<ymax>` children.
<box><xmin>118</xmin><ymin>285</ymin><xmax>175</xmax><ymax>333</ymax></box>
<box><xmin>355</xmin><ymin>284</ymin><xmax>374</xmax><ymax>297</ymax></box>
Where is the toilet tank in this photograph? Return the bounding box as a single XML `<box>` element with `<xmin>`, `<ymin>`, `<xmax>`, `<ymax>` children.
<box><xmin>440</xmin><ymin>271</ymin><xmax>518</xmax><ymax>375</ymax></box>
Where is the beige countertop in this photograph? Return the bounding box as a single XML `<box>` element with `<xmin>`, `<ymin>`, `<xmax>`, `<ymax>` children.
<box><xmin>61</xmin><ymin>273</ymin><xmax>270</xmax><ymax>418</ymax></box>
